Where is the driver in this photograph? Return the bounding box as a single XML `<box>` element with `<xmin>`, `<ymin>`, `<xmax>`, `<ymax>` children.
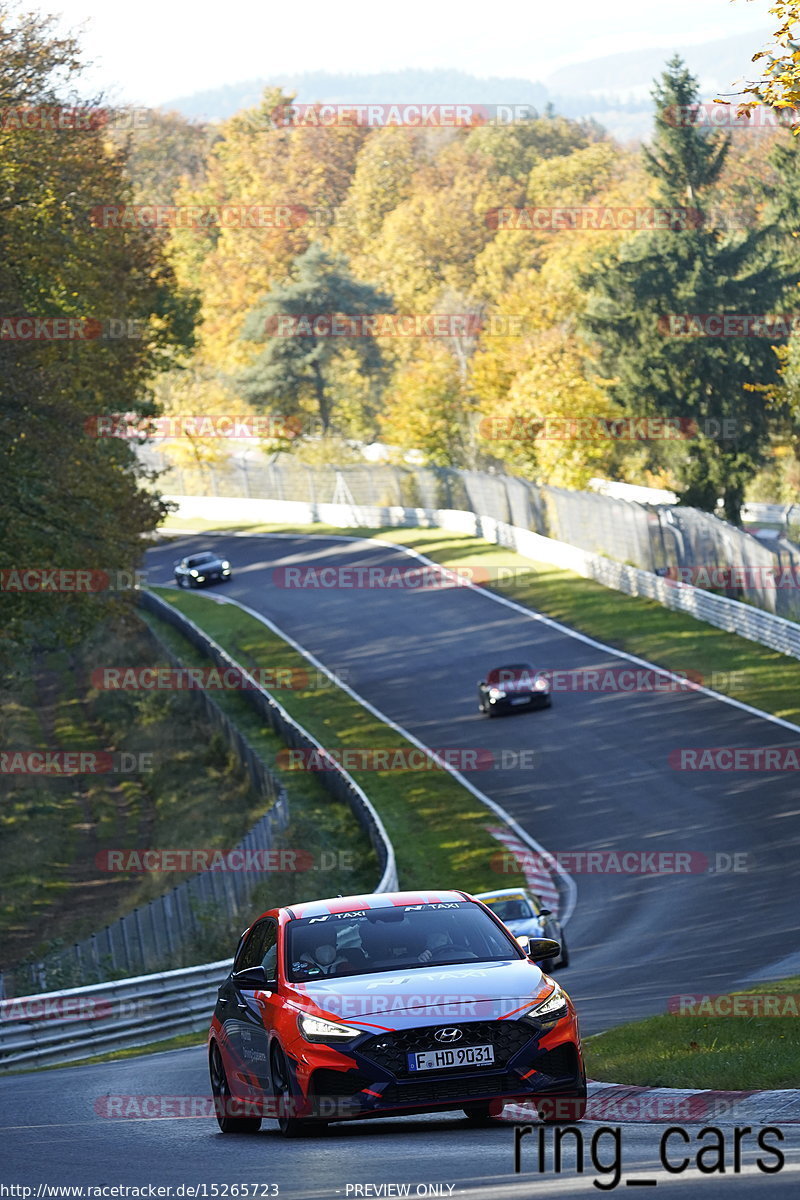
<box><xmin>417</xmin><ymin>929</ymin><xmax>452</xmax><ymax>963</ymax></box>
<box><xmin>299</xmin><ymin>935</ymin><xmax>350</xmax><ymax>976</ymax></box>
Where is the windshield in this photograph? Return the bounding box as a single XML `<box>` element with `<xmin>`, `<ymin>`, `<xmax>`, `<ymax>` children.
<box><xmin>284</xmin><ymin>901</ymin><xmax>521</xmax><ymax>981</ymax></box>
<box><xmin>187</xmin><ymin>553</ymin><xmax>215</xmax><ymax>566</ymax></box>
<box><xmin>486</xmin><ymin>665</ymin><xmax>534</xmax><ymax>686</ymax></box>
<box><xmin>482</xmin><ymin>896</ymin><xmax>537</xmax><ymax>921</ymax></box>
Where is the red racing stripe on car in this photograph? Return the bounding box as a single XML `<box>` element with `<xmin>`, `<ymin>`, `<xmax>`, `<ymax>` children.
<box><xmin>326</xmin><ymin>897</ymin><xmax>379</xmax><ymax>913</ymax></box>
<box><xmin>499</xmin><ymin>988</ymin><xmax>551</xmax><ymax>1020</ymax></box>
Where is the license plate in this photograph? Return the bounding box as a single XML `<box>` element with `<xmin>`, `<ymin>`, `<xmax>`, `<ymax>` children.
<box><xmin>510</xmin><ymin>696</ymin><xmax>530</xmax><ymax>706</ymax></box>
<box><xmin>408</xmin><ymin>1044</ymin><xmax>495</xmax><ymax>1071</ymax></box>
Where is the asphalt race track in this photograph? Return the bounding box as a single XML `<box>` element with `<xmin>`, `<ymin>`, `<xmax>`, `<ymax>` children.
<box><xmin>1</xmin><ymin>1047</ymin><xmax>799</xmax><ymax>1198</ymax></box>
<box><xmin>142</xmin><ymin>532</ymin><xmax>800</xmax><ymax>1028</ymax></box>
<box><xmin>3</xmin><ymin>530</ymin><xmax>800</xmax><ymax>1197</ymax></box>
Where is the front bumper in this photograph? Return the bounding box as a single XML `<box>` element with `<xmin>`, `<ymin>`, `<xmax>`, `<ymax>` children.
<box><xmin>489</xmin><ymin>693</ymin><xmax>550</xmax><ymax>713</ymax></box>
<box><xmin>291</xmin><ymin>1014</ymin><xmax>583</xmax><ymax>1122</ymax></box>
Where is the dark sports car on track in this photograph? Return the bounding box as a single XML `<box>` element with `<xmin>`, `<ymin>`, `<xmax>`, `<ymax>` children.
<box><xmin>208</xmin><ymin>890</ymin><xmax>585</xmax><ymax>1137</ymax></box>
<box><xmin>174</xmin><ymin>550</ymin><xmax>231</xmax><ymax>588</ymax></box>
<box><xmin>478</xmin><ymin>662</ymin><xmax>551</xmax><ymax>716</ymax></box>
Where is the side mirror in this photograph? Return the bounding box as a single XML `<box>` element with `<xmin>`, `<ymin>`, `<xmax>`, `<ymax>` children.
<box><xmin>232</xmin><ymin>965</ymin><xmax>276</xmax><ymax>989</ymax></box>
<box><xmin>539</xmin><ymin>909</ymin><xmax>552</xmax><ymax>917</ymax></box>
<box><xmin>526</xmin><ymin>938</ymin><xmax>561</xmax><ymax>961</ymax></box>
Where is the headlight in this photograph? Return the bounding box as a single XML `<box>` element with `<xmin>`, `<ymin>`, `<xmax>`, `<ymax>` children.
<box><xmin>297</xmin><ymin>1012</ymin><xmax>361</xmax><ymax>1042</ymax></box>
<box><xmin>190</xmin><ymin>569</ymin><xmax>198</xmax><ymax>576</ymax></box>
<box><xmin>521</xmin><ymin>983</ymin><xmax>569</xmax><ymax>1024</ymax></box>
<box><xmin>488</xmin><ymin>687</ymin><xmax>506</xmax><ymax>700</ymax></box>
<box><xmin>221</xmin><ymin>561</ymin><xmax>230</xmax><ymax>570</ymax></box>
<box><xmin>533</xmin><ymin>676</ymin><xmax>550</xmax><ymax>692</ymax></box>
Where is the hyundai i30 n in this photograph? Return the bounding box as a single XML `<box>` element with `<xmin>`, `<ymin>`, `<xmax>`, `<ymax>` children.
<box><xmin>208</xmin><ymin>890</ymin><xmax>585</xmax><ymax>1137</ymax></box>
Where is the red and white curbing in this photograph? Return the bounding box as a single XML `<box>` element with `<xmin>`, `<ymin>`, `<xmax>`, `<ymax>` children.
<box><xmin>487</xmin><ymin>825</ymin><xmax>561</xmax><ymax>913</ymax></box>
<box><xmin>502</xmin><ymin>1081</ymin><xmax>800</xmax><ymax>1124</ymax></box>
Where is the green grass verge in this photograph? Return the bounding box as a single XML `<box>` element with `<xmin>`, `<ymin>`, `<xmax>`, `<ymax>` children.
<box><xmin>140</xmin><ymin>605</ymin><xmax>380</xmax><ymax>907</ymax></box>
<box><xmin>151</xmin><ymin>587</ymin><xmax>526</xmax><ymax>894</ymax></box>
<box><xmin>0</xmin><ymin>623</ymin><xmax>266</xmax><ymax>977</ymax></box>
<box><xmin>160</xmin><ymin>517</ymin><xmax>800</xmax><ymax>724</ymax></box>
<box><xmin>585</xmin><ymin>977</ymin><xmax>800</xmax><ymax>1090</ymax></box>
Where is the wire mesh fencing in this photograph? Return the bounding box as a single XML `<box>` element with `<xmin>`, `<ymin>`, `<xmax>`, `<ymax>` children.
<box><xmin>143</xmin><ymin>449</ymin><xmax>800</xmax><ymax>620</ymax></box>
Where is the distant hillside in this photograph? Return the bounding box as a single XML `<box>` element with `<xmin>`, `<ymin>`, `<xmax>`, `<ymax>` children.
<box><xmin>166</xmin><ymin>69</ymin><xmax>549</xmax><ymax>122</ymax></box>
<box><xmin>545</xmin><ymin>29</ymin><xmax>768</xmax><ymax>101</ymax></box>
<box><xmin>162</xmin><ymin>32</ymin><xmax>771</xmax><ymax>144</ymax></box>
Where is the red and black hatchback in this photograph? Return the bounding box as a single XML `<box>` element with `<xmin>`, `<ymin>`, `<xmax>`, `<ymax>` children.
<box><xmin>208</xmin><ymin>890</ymin><xmax>585</xmax><ymax>1136</ymax></box>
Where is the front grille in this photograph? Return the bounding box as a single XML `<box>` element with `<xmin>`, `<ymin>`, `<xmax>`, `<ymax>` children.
<box><xmin>381</xmin><ymin>1071</ymin><xmax>520</xmax><ymax>1107</ymax></box>
<box><xmin>359</xmin><ymin>1020</ymin><xmax>534</xmax><ymax>1077</ymax></box>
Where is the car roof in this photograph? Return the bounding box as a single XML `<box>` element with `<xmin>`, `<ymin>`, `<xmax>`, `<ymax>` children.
<box><xmin>474</xmin><ymin>888</ymin><xmax>537</xmax><ymax>903</ymax></box>
<box><xmin>255</xmin><ymin>890</ymin><xmax>472</xmax><ymax>923</ymax></box>
<box><xmin>486</xmin><ymin>663</ymin><xmax>534</xmax><ymax>678</ymax></box>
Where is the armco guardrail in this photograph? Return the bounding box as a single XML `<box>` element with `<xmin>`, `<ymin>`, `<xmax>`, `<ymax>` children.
<box><xmin>0</xmin><ymin>959</ymin><xmax>231</xmax><ymax>1070</ymax></box>
<box><xmin>140</xmin><ymin>591</ymin><xmax>398</xmax><ymax>895</ymax></box>
<box><xmin>165</xmin><ymin>494</ymin><xmax>800</xmax><ymax>663</ymax></box>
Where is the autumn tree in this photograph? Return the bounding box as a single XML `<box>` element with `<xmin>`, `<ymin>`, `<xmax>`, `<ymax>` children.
<box><xmin>582</xmin><ymin>57</ymin><xmax>796</xmax><ymax>522</ymax></box>
<box><xmin>0</xmin><ymin>4</ymin><xmax>197</xmax><ymax>653</ymax></box>
<box><xmin>237</xmin><ymin>243</ymin><xmax>391</xmax><ymax>434</ymax></box>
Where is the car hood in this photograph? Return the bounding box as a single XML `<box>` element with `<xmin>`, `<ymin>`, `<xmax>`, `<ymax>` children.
<box><xmin>503</xmin><ymin>917</ymin><xmax>546</xmax><ymax>935</ymax></box>
<box><xmin>287</xmin><ymin>958</ymin><xmax>552</xmax><ymax>1027</ymax></box>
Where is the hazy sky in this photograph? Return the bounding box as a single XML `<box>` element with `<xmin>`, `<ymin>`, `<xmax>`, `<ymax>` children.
<box><xmin>44</xmin><ymin>0</ymin><xmax>774</xmax><ymax>105</ymax></box>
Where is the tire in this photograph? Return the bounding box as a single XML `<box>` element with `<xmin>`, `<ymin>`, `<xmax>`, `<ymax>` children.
<box><xmin>270</xmin><ymin>1044</ymin><xmax>324</xmax><ymax>1138</ymax></box>
<box><xmin>557</xmin><ymin>937</ymin><xmax>569</xmax><ymax>969</ymax></box>
<box><xmin>463</xmin><ymin>1100</ymin><xmax>502</xmax><ymax>1124</ymax></box>
<box><xmin>536</xmin><ymin>1073</ymin><xmax>587</xmax><ymax>1125</ymax></box>
<box><xmin>209</xmin><ymin>1043</ymin><xmax>261</xmax><ymax>1134</ymax></box>
<box><xmin>175</xmin><ymin>576</ymin><xmax>185</xmax><ymax>588</ymax></box>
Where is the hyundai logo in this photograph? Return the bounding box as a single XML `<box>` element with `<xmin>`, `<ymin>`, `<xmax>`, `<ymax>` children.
<box><xmin>434</xmin><ymin>1027</ymin><xmax>463</xmax><ymax>1044</ymax></box>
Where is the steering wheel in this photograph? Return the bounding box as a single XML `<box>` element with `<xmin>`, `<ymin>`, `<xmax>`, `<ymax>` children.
<box><xmin>427</xmin><ymin>945</ymin><xmax>477</xmax><ymax>961</ymax></box>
